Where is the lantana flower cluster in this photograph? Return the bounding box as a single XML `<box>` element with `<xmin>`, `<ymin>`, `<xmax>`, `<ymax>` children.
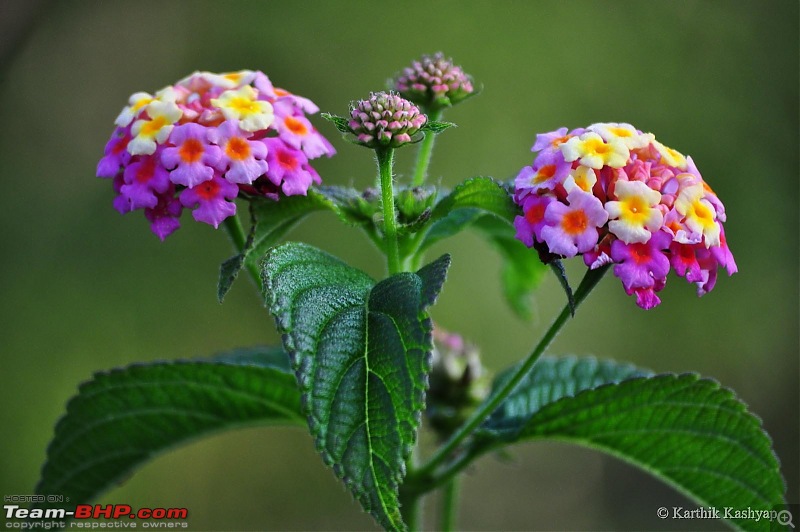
<box><xmin>514</xmin><ymin>123</ymin><xmax>737</xmax><ymax>309</ymax></box>
<box><xmin>97</xmin><ymin>70</ymin><xmax>335</xmax><ymax>239</ymax></box>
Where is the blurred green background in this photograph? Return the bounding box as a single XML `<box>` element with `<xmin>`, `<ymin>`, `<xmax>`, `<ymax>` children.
<box><xmin>1</xmin><ymin>1</ymin><xmax>797</xmax><ymax>530</ymax></box>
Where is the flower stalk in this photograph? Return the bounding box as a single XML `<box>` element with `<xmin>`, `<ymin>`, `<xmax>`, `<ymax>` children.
<box><xmin>413</xmin><ymin>264</ymin><xmax>611</xmax><ymax>483</ymax></box>
<box><xmin>412</xmin><ymin>108</ymin><xmax>441</xmax><ymax>186</ymax></box>
<box><xmin>377</xmin><ymin>147</ymin><xmax>401</xmax><ymax>275</ymax></box>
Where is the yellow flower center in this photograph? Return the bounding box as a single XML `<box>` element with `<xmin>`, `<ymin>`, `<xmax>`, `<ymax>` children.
<box><xmin>229</xmin><ymin>97</ymin><xmax>261</xmax><ymax>115</ymax></box>
<box><xmin>141</xmin><ymin>116</ymin><xmax>167</xmax><ymax>136</ymax></box>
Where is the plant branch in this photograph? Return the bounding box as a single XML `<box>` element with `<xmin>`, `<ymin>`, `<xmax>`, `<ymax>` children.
<box><xmin>440</xmin><ymin>477</ymin><xmax>460</xmax><ymax>531</ymax></box>
<box><xmin>414</xmin><ymin>264</ymin><xmax>611</xmax><ymax>480</ymax></box>
<box><xmin>412</xmin><ymin>108</ymin><xmax>442</xmax><ymax>187</ymax></box>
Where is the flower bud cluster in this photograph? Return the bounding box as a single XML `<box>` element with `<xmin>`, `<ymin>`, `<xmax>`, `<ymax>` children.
<box><xmin>513</xmin><ymin>123</ymin><xmax>737</xmax><ymax>309</ymax></box>
<box><xmin>97</xmin><ymin>70</ymin><xmax>335</xmax><ymax>239</ymax></box>
<box><xmin>347</xmin><ymin>92</ymin><xmax>426</xmax><ymax>149</ymax></box>
<box><xmin>427</xmin><ymin>328</ymin><xmax>489</xmax><ymax>437</ymax></box>
<box><xmin>394</xmin><ymin>52</ymin><xmax>475</xmax><ymax>109</ymax></box>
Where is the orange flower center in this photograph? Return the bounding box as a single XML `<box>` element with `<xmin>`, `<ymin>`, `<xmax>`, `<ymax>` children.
<box><xmin>525</xmin><ymin>203</ymin><xmax>546</xmax><ymax>225</ymax></box>
<box><xmin>534</xmin><ymin>164</ymin><xmax>557</xmax><ymax>184</ymax></box>
<box><xmin>284</xmin><ymin>116</ymin><xmax>308</xmax><ymax>136</ymax></box>
<box><xmin>179</xmin><ymin>139</ymin><xmax>204</xmax><ymax>163</ymax></box>
<box><xmin>551</xmin><ymin>135</ymin><xmax>571</xmax><ymax>148</ymax></box>
<box><xmin>561</xmin><ymin>210</ymin><xmax>588</xmax><ymax>235</ymax></box>
<box><xmin>225</xmin><ymin>137</ymin><xmax>251</xmax><ymax>161</ymax></box>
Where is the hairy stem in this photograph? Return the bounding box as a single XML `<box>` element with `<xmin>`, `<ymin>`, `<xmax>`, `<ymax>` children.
<box><xmin>222</xmin><ymin>213</ymin><xmax>261</xmax><ymax>290</ymax></box>
<box><xmin>415</xmin><ymin>264</ymin><xmax>611</xmax><ymax>480</ymax></box>
<box><xmin>377</xmin><ymin>148</ymin><xmax>401</xmax><ymax>275</ymax></box>
<box><xmin>411</xmin><ymin>108</ymin><xmax>442</xmax><ymax>187</ymax></box>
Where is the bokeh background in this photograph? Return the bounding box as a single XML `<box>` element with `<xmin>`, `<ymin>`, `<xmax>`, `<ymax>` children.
<box><xmin>1</xmin><ymin>1</ymin><xmax>797</xmax><ymax>530</ymax></box>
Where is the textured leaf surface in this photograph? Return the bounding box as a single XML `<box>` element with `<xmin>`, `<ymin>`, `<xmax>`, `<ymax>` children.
<box><xmin>476</xmin><ymin>358</ymin><xmax>786</xmax><ymax>531</ymax></box>
<box><xmin>262</xmin><ymin>242</ymin><xmax>450</xmax><ymax>531</ymax></box>
<box><xmin>420</xmin><ymin>120</ymin><xmax>456</xmax><ymax>133</ymax></box>
<box><xmin>320</xmin><ymin>112</ymin><xmax>351</xmax><ymax>133</ymax></box>
<box><xmin>36</xmin><ymin>347</ymin><xmax>302</xmax><ymax>506</ymax></box>
<box><xmin>428</xmin><ymin>176</ymin><xmax>516</xmax><ymax>231</ymax></box>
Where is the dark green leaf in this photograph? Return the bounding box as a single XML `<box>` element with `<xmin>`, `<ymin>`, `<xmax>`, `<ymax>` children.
<box><xmin>479</xmin><ymin>356</ymin><xmax>652</xmax><ymax>438</ymax></box>
<box><xmin>35</xmin><ymin>346</ymin><xmax>302</xmax><ymax>508</ymax></box>
<box><xmin>418</xmin><ymin>208</ymin><xmax>483</xmax><ymax>252</ymax></box>
<box><xmin>218</xmin><ymin>253</ymin><xmax>246</xmax><ymax>303</ymax></box>
<box><xmin>262</xmin><ymin>242</ymin><xmax>450</xmax><ymax>531</ymax></box>
<box><xmin>476</xmin><ymin>359</ymin><xmax>786</xmax><ymax>531</ymax></box>
<box><xmin>420</xmin><ymin>120</ymin><xmax>456</xmax><ymax>134</ymax></box>
<box><xmin>417</xmin><ymin>176</ymin><xmax>517</xmax><ymax>253</ymax></box>
<box><xmin>321</xmin><ymin>112</ymin><xmax>352</xmax><ymax>133</ymax></box>
<box><xmin>429</xmin><ymin>176</ymin><xmax>517</xmax><ymax>225</ymax></box>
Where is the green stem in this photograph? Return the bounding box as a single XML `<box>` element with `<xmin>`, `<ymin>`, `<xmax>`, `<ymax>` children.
<box><xmin>414</xmin><ymin>264</ymin><xmax>611</xmax><ymax>480</ymax></box>
<box><xmin>412</xmin><ymin>108</ymin><xmax>442</xmax><ymax>187</ymax></box>
<box><xmin>222</xmin><ymin>214</ymin><xmax>261</xmax><ymax>290</ymax></box>
<box><xmin>441</xmin><ymin>478</ymin><xmax>460</xmax><ymax>531</ymax></box>
<box><xmin>377</xmin><ymin>147</ymin><xmax>401</xmax><ymax>275</ymax></box>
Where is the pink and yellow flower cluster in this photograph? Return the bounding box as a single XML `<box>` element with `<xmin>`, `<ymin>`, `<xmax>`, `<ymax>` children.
<box><xmin>97</xmin><ymin>70</ymin><xmax>335</xmax><ymax>239</ymax></box>
<box><xmin>514</xmin><ymin>123</ymin><xmax>736</xmax><ymax>309</ymax></box>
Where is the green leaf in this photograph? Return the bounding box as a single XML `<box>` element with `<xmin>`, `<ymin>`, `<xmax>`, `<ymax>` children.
<box><xmin>321</xmin><ymin>112</ymin><xmax>352</xmax><ymax>133</ymax></box>
<box><xmin>218</xmin><ymin>253</ymin><xmax>246</xmax><ymax>302</ymax></box>
<box><xmin>410</xmin><ymin>178</ymin><xmax>550</xmax><ymax>319</ymax></box>
<box><xmin>479</xmin><ymin>356</ymin><xmax>652</xmax><ymax>438</ymax></box>
<box><xmin>420</xmin><ymin>120</ymin><xmax>456</xmax><ymax>134</ymax></box>
<box><xmin>417</xmin><ymin>207</ymin><xmax>483</xmax><ymax>251</ymax></box>
<box><xmin>476</xmin><ymin>358</ymin><xmax>786</xmax><ymax>531</ymax></box>
<box><xmin>35</xmin><ymin>346</ymin><xmax>303</xmax><ymax>507</ymax></box>
<box><xmin>262</xmin><ymin>242</ymin><xmax>450</xmax><ymax>531</ymax></box>
<box><xmin>429</xmin><ymin>176</ymin><xmax>517</xmax><ymax>228</ymax></box>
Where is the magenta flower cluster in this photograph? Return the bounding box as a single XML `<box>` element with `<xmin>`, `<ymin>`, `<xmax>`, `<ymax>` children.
<box><xmin>514</xmin><ymin>123</ymin><xmax>737</xmax><ymax>309</ymax></box>
<box><xmin>394</xmin><ymin>52</ymin><xmax>475</xmax><ymax>109</ymax></box>
<box><xmin>96</xmin><ymin>70</ymin><xmax>335</xmax><ymax>239</ymax></box>
<box><xmin>348</xmin><ymin>92</ymin><xmax>427</xmax><ymax>149</ymax></box>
